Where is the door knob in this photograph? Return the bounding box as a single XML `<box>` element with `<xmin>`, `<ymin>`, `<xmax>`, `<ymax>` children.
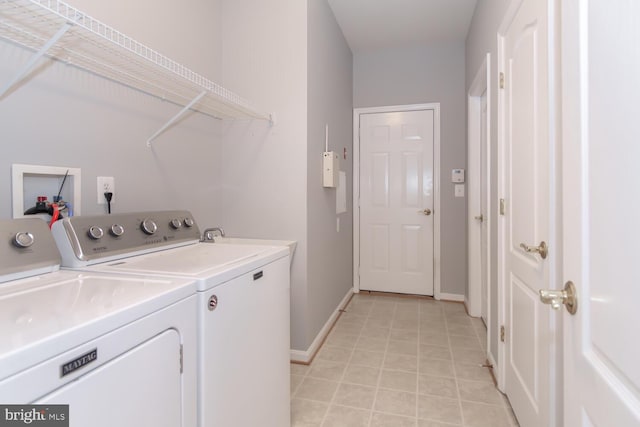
<box><xmin>539</xmin><ymin>281</ymin><xmax>578</xmax><ymax>314</ymax></box>
<box><xmin>474</xmin><ymin>214</ymin><xmax>484</xmax><ymax>222</ymax></box>
<box><xmin>519</xmin><ymin>241</ymin><xmax>548</xmax><ymax>259</ymax></box>
<box><xmin>418</xmin><ymin>209</ymin><xmax>432</xmax><ymax>216</ymax></box>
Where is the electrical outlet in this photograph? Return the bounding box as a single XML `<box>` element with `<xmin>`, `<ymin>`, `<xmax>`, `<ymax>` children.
<box><xmin>97</xmin><ymin>176</ymin><xmax>115</xmax><ymax>204</ymax></box>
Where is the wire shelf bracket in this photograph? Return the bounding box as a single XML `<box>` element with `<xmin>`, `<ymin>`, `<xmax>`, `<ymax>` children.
<box><xmin>0</xmin><ymin>21</ymin><xmax>71</xmax><ymax>98</ymax></box>
<box><xmin>147</xmin><ymin>90</ymin><xmax>207</xmax><ymax>146</ymax></box>
<box><xmin>0</xmin><ymin>0</ymin><xmax>275</xmax><ymax>143</ymax></box>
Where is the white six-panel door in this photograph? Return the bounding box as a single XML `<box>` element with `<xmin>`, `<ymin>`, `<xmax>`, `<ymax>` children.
<box><xmin>358</xmin><ymin>107</ymin><xmax>436</xmax><ymax>295</ymax></box>
<box><xmin>500</xmin><ymin>0</ymin><xmax>556</xmax><ymax>425</ymax></box>
<box><xmin>561</xmin><ymin>0</ymin><xmax>640</xmax><ymax>425</ymax></box>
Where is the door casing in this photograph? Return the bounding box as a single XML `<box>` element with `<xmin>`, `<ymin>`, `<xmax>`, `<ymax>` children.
<box><xmin>353</xmin><ymin>103</ymin><xmax>441</xmax><ymax>298</ymax></box>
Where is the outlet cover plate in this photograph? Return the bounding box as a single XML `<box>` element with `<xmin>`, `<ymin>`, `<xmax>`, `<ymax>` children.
<box><xmin>97</xmin><ymin>176</ymin><xmax>115</xmax><ymax>205</ymax></box>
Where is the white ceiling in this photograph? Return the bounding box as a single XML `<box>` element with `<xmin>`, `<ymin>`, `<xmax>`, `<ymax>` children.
<box><xmin>327</xmin><ymin>0</ymin><xmax>478</xmax><ymax>53</ymax></box>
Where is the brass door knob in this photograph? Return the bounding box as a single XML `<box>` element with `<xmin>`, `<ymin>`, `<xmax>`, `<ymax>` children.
<box><xmin>418</xmin><ymin>209</ymin><xmax>432</xmax><ymax>216</ymax></box>
<box><xmin>539</xmin><ymin>281</ymin><xmax>578</xmax><ymax>314</ymax></box>
<box><xmin>474</xmin><ymin>214</ymin><xmax>484</xmax><ymax>222</ymax></box>
<box><xmin>519</xmin><ymin>241</ymin><xmax>548</xmax><ymax>259</ymax></box>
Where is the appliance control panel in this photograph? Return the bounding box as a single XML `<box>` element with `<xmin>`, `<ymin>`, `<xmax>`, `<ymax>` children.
<box><xmin>0</xmin><ymin>218</ymin><xmax>61</xmax><ymax>282</ymax></box>
<box><xmin>51</xmin><ymin>210</ymin><xmax>201</xmax><ymax>266</ymax></box>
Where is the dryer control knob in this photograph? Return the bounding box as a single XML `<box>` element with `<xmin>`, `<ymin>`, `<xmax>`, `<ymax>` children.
<box><xmin>170</xmin><ymin>219</ymin><xmax>183</xmax><ymax>229</ymax></box>
<box><xmin>184</xmin><ymin>218</ymin><xmax>195</xmax><ymax>228</ymax></box>
<box><xmin>14</xmin><ymin>232</ymin><xmax>35</xmax><ymax>248</ymax></box>
<box><xmin>88</xmin><ymin>226</ymin><xmax>104</xmax><ymax>240</ymax></box>
<box><xmin>110</xmin><ymin>224</ymin><xmax>125</xmax><ymax>237</ymax></box>
<box><xmin>141</xmin><ymin>218</ymin><xmax>158</xmax><ymax>235</ymax></box>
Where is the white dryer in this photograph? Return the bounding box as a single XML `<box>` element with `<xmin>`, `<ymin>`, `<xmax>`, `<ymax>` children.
<box><xmin>0</xmin><ymin>218</ymin><xmax>198</xmax><ymax>427</ymax></box>
<box><xmin>52</xmin><ymin>211</ymin><xmax>291</xmax><ymax>427</ymax></box>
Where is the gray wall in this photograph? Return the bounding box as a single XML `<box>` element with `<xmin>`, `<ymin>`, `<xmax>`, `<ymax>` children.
<box><xmin>220</xmin><ymin>0</ymin><xmax>309</xmax><ymax>350</ymax></box>
<box><xmin>0</xmin><ymin>0</ymin><xmax>224</xmax><ymax>225</ymax></box>
<box><xmin>307</xmin><ymin>0</ymin><xmax>354</xmax><ymax>346</ymax></box>
<box><xmin>465</xmin><ymin>0</ymin><xmax>510</xmax><ymax>362</ymax></box>
<box><xmin>220</xmin><ymin>0</ymin><xmax>353</xmax><ymax>351</ymax></box>
<box><xmin>353</xmin><ymin>43</ymin><xmax>468</xmax><ymax>297</ymax></box>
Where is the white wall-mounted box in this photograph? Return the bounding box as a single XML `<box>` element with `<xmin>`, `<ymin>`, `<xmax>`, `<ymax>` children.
<box><xmin>12</xmin><ymin>164</ymin><xmax>81</xmax><ymax>219</ymax></box>
<box><xmin>323</xmin><ymin>151</ymin><xmax>339</xmax><ymax>188</ymax></box>
<box><xmin>451</xmin><ymin>168</ymin><xmax>465</xmax><ymax>183</ymax></box>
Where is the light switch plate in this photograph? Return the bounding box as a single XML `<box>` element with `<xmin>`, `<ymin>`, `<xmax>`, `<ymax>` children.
<box><xmin>455</xmin><ymin>184</ymin><xmax>465</xmax><ymax>198</ymax></box>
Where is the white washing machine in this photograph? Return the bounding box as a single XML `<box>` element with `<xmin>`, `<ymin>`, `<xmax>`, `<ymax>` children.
<box><xmin>0</xmin><ymin>218</ymin><xmax>198</xmax><ymax>427</ymax></box>
<box><xmin>52</xmin><ymin>210</ymin><xmax>291</xmax><ymax>427</ymax></box>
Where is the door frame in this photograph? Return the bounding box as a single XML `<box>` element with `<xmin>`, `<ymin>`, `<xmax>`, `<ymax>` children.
<box><xmin>352</xmin><ymin>103</ymin><xmax>441</xmax><ymax>298</ymax></box>
<box><xmin>467</xmin><ymin>53</ymin><xmax>492</xmax><ymax>323</ymax></box>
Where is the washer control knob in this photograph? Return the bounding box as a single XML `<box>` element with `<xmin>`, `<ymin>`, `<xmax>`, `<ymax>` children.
<box><xmin>88</xmin><ymin>226</ymin><xmax>104</xmax><ymax>240</ymax></box>
<box><xmin>184</xmin><ymin>218</ymin><xmax>195</xmax><ymax>228</ymax></box>
<box><xmin>141</xmin><ymin>218</ymin><xmax>158</xmax><ymax>235</ymax></box>
<box><xmin>170</xmin><ymin>219</ymin><xmax>183</xmax><ymax>229</ymax></box>
<box><xmin>14</xmin><ymin>232</ymin><xmax>35</xmax><ymax>248</ymax></box>
<box><xmin>110</xmin><ymin>224</ymin><xmax>125</xmax><ymax>237</ymax></box>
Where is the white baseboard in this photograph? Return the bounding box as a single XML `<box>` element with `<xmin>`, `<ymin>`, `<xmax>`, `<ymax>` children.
<box><xmin>438</xmin><ymin>292</ymin><xmax>465</xmax><ymax>302</ymax></box>
<box><xmin>290</xmin><ymin>288</ymin><xmax>354</xmax><ymax>364</ymax></box>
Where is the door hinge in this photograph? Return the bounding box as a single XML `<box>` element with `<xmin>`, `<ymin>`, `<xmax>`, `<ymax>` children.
<box><xmin>179</xmin><ymin>344</ymin><xmax>184</xmax><ymax>374</ymax></box>
<box><xmin>499</xmin><ymin>72</ymin><xmax>505</xmax><ymax>89</ymax></box>
<box><xmin>500</xmin><ymin>325</ymin><xmax>506</xmax><ymax>342</ymax></box>
<box><xmin>499</xmin><ymin>198</ymin><xmax>506</xmax><ymax>216</ymax></box>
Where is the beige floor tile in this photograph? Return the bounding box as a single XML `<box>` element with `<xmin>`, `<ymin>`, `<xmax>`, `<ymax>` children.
<box><xmin>343</xmin><ymin>364</ymin><xmax>381</xmax><ymax>386</ymax></box>
<box><xmin>448</xmin><ymin>334</ymin><xmax>482</xmax><ymax>350</ymax></box>
<box><xmin>390</xmin><ymin>328</ymin><xmax>420</xmax><ymax>342</ymax></box>
<box><xmin>418</xmin><ymin>375</ymin><xmax>458</xmax><ymax>399</ymax></box>
<box><xmin>322</xmin><ymin>405</ymin><xmax>371</xmax><ymax>427</ymax></box>
<box><xmin>295</xmin><ymin>377</ymin><xmax>340</xmax><ymax>402</ymax></box>
<box><xmin>460</xmin><ymin>401</ymin><xmax>515</xmax><ymax>427</ymax></box>
<box><xmin>446</xmin><ymin>324</ymin><xmax>476</xmax><ymax>337</ymax></box>
<box><xmin>457</xmin><ymin>380</ymin><xmax>506</xmax><ymax>406</ymax></box>
<box><xmin>394</xmin><ymin>312</ymin><xmax>420</xmax><ymax>323</ymax></box>
<box><xmin>392</xmin><ymin>318</ymin><xmax>420</xmax><ymax>330</ymax></box>
<box><xmin>292</xmin><ymin>374</ymin><xmax>305</xmax><ymax>394</ymax></box>
<box><xmin>292</xmin><ymin>363</ymin><xmax>311</xmax><ymax>376</ymax></box>
<box><xmin>451</xmin><ymin>348</ymin><xmax>487</xmax><ymax>364</ymax></box>
<box><xmin>361</xmin><ymin>326</ymin><xmax>392</xmax><ymax>339</ymax></box>
<box><xmin>317</xmin><ymin>346</ymin><xmax>353</xmax><ymax>363</ymax></box>
<box><xmin>357</xmin><ymin>336</ymin><xmax>389</xmax><ymax>353</ymax></box>
<box><xmin>326</xmin><ymin>333</ymin><xmax>359</xmax><ymax>349</ymax></box>
<box><xmin>419</xmin><ymin>344</ymin><xmax>452</xmax><ymax>361</ymax></box>
<box><xmin>388</xmin><ymin>339</ymin><xmax>419</xmax><ymax>356</ymax></box>
<box><xmin>419</xmin><ymin>333</ymin><xmax>449</xmax><ymax>348</ymax></box>
<box><xmin>351</xmin><ymin>349</ymin><xmax>386</xmax><ymax>368</ymax></box>
<box><xmin>374</xmin><ymin>389</ymin><xmax>417</xmax><ymax>417</ymax></box>
<box><xmin>371</xmin><ymin>412</ymin><xmax>418</xmax><ymax>427</ymax></box>
<box><xmin>332</xmin><ymin>322</ymin><xmax>364</xmax><ymax>336</ymax></box>
<box><xmin>379</xmin><ymin>369</ymin><xmax>418</xmax><ymax>392</ymax></box>
<box><xmin>417</xmin><ymin>419</ymin><xmax>461</xmax><ymax>427</ymax></box>
<box><xmin>291</xmin><ymin>398</ymin><xmax>329</xmax><ymax>426</ymax></box>
<box><xmin>308</xmin><ymin>360</ymin><xmax>347</xmax><ymax>381</ymax></box>
<box><xmin>417</xmin><ymin>394</ymin><xmax>462</xmax><ymax>424</ymax></box>
<box><xmin>383</xmin><ymin>353</ymin><xmax>418</xmax><ymax>373</ymax></box>
<box><xmin>333</xmin><ymin>383</ymin><xmax>377</xmax><ymax>410</ymax></box>
<box><xmin>292</xmin><ymin>294</ymin><xmax>514</xmax><ymax>427</ymax></box>
<box><xmin>418</xmin><ymin>357</ymin><xmax>455</xmax><ymax>378</ymax></box>
<box><xmin>367</xmin><ymin>316</ymin><xmax>394</xmax><ymax>329</ymax></box>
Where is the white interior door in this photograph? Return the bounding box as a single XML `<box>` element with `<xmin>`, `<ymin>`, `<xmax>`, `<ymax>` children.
<box><xmin>500</xmin><ymin>0</ymin><xmax>555</xmax><ymax>425</ymax></box>
<box><xmin>358</xmin><ymin>107</ymin><xmax>435</xmax><ymax>295</ymax></box>
<box><xmin>480</xmin><ymin>91</ymin><xmax>489</xmax><ymax>323</ymax></box>
<box><xmin>561</xmin><ymin>1</ymin><xmax>640</xmax><ymax>425</ymax></box>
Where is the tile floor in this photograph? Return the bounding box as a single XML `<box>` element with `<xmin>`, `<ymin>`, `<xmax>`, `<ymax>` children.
<box><xmin>291</xmin><ymin>293</ymin><xmax>519</xmax><ymax>427</ymax></box>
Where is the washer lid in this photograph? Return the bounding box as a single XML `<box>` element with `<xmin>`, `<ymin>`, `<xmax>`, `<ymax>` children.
<box><xmin>0</xmin><ymin>270</ymin><xmax>196</xmax><ymax>380</ymax></box>
<box><xmin>86</xmin><ymin>242</ymin><xmax>289</xmax><ymax>289</ymax></box>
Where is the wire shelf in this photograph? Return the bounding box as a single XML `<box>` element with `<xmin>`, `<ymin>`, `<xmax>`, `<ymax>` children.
<box><xmin>0</xmin><ymin>0</ymin><xmax>272</xmax><ymax>143</ymax></box>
